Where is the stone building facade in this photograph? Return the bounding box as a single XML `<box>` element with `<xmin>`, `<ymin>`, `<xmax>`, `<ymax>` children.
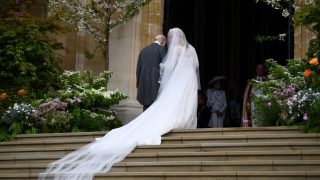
<box><xmin>57</xmin><ymin>0</ymin><xmax>164</xmax><ymax>123</ymax></box>
<box><xmin>52</xmin><ymin>0</ymin><xmax>315</xmax><ymax>123</ymax></box>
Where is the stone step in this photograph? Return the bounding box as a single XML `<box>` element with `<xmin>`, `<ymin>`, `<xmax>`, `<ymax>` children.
<box><xmin>2</xmin><ymin>171</ymin><xmax>320</xmax><ymax>180</ymax></box>
<box><xmin>1</xmin><ymin>160</ymin><xmax>320</xmax><ymax>174</ymax></box>
<box><xmin>163</xmin><ymin>134</ymin><xmax>319</xmax><ymax>144</ymax></box>
<box><xmin>1</xmin><ymin>142</ymin><xmax>319</xmax><ymax>157</ymax></box>
<box><xmin>1</xmin><ymin>127</ymin><xmax>318</xmax><ymax>180</ymax></box>
<box><xmin>166</xmin><ymin>127</ymin><xmax>303</xmax><ymax>136</ymax></box>
<box><xmin>135</xmin><ymin>142</ymin><xmax>320</xmax><ymax>153</ymax></box>
<box><xmin>3</xmin><ymin>134</ymin><xmax>318</xmax><ymax>150</ymax></box>
<box><xmin>1</xmin><ymin>150</ymin><xmax>320</xmax><ymax>165</ymax></box>
<box><xmin>112</xmin><ymin>160</ymin><xmax>320</xmax><ymax>172</ymax></box>
<box><xmin>13</xmin><ymin>127</ymin><xmax>301</xmax><ymax>142</ymax></box>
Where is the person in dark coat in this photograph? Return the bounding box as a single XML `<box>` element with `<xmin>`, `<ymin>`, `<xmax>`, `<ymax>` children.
<box><xmin>136</xmin><ymin>35</ymin><xmax>167</xmax><ymax>111</ymax></box>
<box><xmin>197</xmin><ymin>90</ymin><xmax>211</xmax><ymax>128</ymax></box>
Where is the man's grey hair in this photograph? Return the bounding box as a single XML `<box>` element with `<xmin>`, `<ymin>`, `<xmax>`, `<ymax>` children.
<box><xmin>155</xmin><ymin>35</ymin><xmax>166</xmax><ymax>42</ymax></box>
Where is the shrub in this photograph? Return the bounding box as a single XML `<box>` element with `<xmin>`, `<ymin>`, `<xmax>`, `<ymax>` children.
<box><xmin>0</xmin><ymin>103</ymin><xmax>37</xmax><ymax>140</ymax></box>
<box><xmin>0</xmin><ymin>9</ymin><xmax>64</xmax><ymax>120</ymax></box>
<box><xmin>252</xmin><ymin>98</ymin><xmax>281</xmax><ymax>126</ymax></box>
<box><xmin>59</xmin><ymin>70</ymin><xmax>127</xmax><ymax>111</ymax></box>
<box><xmin>253</xmin><ymin>58</ymin><xmax>320</xmax><ymax>132</ymax></box>
<box><xmin>33</xmin><ymin>98</ymin><xmax>70</xmax><ymax>133</ymax></box>
<box><xmin>58</xmin><ymin>70</ymin><xmax>126</xmax><ymax>132</ymax></box>
<box><xmin>300</xmin><ymin>100</ymin><xmax>320</xmax><ymax>133</ymax></box>
<box><xmin>0</xmin><ymin>13</ymin><xmax>63</xmax><ymax>94</ymax></box>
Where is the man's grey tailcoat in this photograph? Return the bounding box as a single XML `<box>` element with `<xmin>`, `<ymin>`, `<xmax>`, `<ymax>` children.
<box><xmin>136</xmin><ymin>43</ymin><xmax>166</xmax><ymax>106</ymax></box>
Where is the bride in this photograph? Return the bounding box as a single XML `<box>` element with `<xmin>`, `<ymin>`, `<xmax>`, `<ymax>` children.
<box><xmin>38</xmin><ymin>27</ymin><xmax>200</xmax><ymax>180</ymax></box>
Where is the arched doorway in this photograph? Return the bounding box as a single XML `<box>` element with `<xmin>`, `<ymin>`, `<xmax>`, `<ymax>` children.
<box><xmin>163</xmin><ymin>0</ymin><xmax>293</xmax><ymax>126</ymax></box>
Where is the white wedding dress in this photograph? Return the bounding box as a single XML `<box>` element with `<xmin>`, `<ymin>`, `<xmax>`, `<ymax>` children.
<box><xmin>38</xmin><ymin>28</ymin><xmax>200</xmax><ymax>180</ymax></box>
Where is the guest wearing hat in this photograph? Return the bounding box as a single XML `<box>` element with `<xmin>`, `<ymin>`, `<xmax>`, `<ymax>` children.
<box><xmin>206</xmin><ymin>76</ymin><xmax>227</xmax><ymax>128</ymax></box>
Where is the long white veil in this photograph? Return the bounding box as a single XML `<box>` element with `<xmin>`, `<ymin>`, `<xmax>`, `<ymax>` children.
<box><xmin>38</xmin><ymin>27</ymin><xmax>199</xmax><ymax>180</ymax></box>
<box><xmin>159</xmin><ymin>28</ymin><xmax>200</xmax><ymax>93</ymax></box>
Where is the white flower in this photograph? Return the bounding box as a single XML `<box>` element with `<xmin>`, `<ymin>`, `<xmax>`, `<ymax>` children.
<box><xmin>278</xmin><ymin>33</ymin><xmax>286</xmax><ymax>41</ymax></box>
<box><xmin>282</xmin><ymin>9</ymin><xmax>289</xmax><ymax>17</ymax></box>
<box><xmin>107</xmin><ymin>115</ymin><xmax>115</xmax><ymax>120</ymax></box>
<box><xmin>305</xmin><ymin>0</ymin><xmax>314</xmax><ymax>4</ymax></box>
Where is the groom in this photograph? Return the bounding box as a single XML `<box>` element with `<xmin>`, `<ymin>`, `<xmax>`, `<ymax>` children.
<box><xmin>136</xmin><ymin>35</ymin><xmax>167</xmax><ymax>111</ymax></box>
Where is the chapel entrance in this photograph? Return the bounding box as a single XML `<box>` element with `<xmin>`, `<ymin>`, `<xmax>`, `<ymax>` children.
<box><xmin>163</xmin><ymin>0</ymin><xmax>294</xmax><ymax>126</ymax></box>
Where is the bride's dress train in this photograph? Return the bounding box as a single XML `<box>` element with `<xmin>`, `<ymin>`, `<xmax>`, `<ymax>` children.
<box><xmin>38</xmin><ymin>27</ymin><xmax>200</xmax><ymax>180</ymax></box>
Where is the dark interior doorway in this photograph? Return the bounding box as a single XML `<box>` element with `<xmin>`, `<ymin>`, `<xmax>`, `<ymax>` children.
<box><xmin>163</xmin><ymin>0</ymin><xmax>294</xmax><ymax>127</ymax></box>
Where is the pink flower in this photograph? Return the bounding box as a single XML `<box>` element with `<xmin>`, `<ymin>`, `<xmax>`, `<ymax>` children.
<box><xmin>303</xmin><ymin>114</ymin><xmax>308</xmax><ymax>121</ymax></box>
<box><xmin>267</xmin><ymin>102</ymin><xmax>272</xmax><ymax>107</ymax></box>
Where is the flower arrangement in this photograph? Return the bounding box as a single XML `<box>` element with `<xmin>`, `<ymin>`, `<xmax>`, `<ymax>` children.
<box><xmin>33</xmin><ymin>98</ymin><xmax>70</xmax><ymax>133</ymax></box>
<box><xmin>0</xmin><ymin>70</ymin><xmax>127</xmax><ymax>141</ymax></box>
<box><xmin>1</xmin><ymin>103</ymin><xmax>37</xmax><ymax>137</ymax></box>
<box><xmin>253</xmin><ymin>57</ymin><xmax>320</xmax><ymax>132</ymax></box>
<box><xmin>0</xmin><ymin>1</ymin><xmax>128</xmax><ymax>140</ymax></box>
<box><xmin>304</xmin><ymin>57</ymin><xmax>320</xmax><ymax>88</ymax></box>
<box><xmin>58</xmin><ymin>70</ymin><xmax>126</xmax><ymax>132</ymax></box>
<box><xmin>251</xmin><ymin>0</ymin><xmax>320</xmax><ymax>132</ymax></box>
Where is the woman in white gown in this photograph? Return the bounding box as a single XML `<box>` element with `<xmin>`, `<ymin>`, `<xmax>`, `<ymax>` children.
<box><xmin>38</xmin><ymin>27</ymin><xmax>200</xmax><ymax>180</ymax></box>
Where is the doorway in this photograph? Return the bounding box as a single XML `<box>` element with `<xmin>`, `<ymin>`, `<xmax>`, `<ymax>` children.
<box><xmin>163</xmin><ymin>0</ymin><xmax>293</xmax><ymax>126</ymax></box>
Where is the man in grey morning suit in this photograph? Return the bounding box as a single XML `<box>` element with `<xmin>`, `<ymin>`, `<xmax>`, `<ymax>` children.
<box><xmin>136</xmin><ymin>35</ymin><xmax>167</xmax><ymax>111</ymax></box>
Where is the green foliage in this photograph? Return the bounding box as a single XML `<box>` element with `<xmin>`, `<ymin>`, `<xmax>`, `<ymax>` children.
<box><xmin>48</xmin><ymin>0</ymin><xmax>151</xmax><ymax>69</ymax></box>
<box><xmin>0</xmin><ymin>70</ymin><xmax>126</xmax><ymax>141</ymax></box>
<box><xmin>69</xmin><ymin>108</ymin><xmax>121</xmax><ymax>132</ymax></box>
<box><xmin>84</xmin><ymin>49</ymin><xmax>95</xmax><ymax>60</ymax></box>
<box><xmin>0</xmin><ymin>14</ymin><xmax>63</xmax><ymax>92</ymax></box>
<box><xmin>0</xmin><ymin>130</ymin><xmax>11</xmax><ymax>141</ymax></box>
<box><xmin>294</xmin><ymin>0</ymin><xmax>320</xmax><ymax>36</ymax></box>
<box><xmin>294</xmin><ymin>0</ymin><xmax>320</xmax><ymax>58</ymax></box>
<box><xmin>0</xmin><ymin>2</ymin><xmax>127</xmax><ymax>140</ymax></box>
<box><xmin>257</xmin><ymin>0</ymin><xmax>320</xmax><ymax>58</ymax></box>
<box><xmin>255</xmin><ymin>34</ymin><xmax>286</xmax><ymax>43</ymax></box>
<box><xmin>58</xmin><ymin>70</ymin><xmax>126</xmax><ymax>109</ymax></box>
<box><xmin>0</xmin><ymin>5</ymin><xmax>64</xmax><ymax>115</ymax></box>
<box><xmin>300</xmin><ymin>100</ymin><xmax>320</xmax><ymax>133</ymax></box>
<box><xmin>0</xmin><ymin>103</ymin><xmax>37</xmax><ymax>140</ymax></box>
<box><xmin>60</xmin><ymin>71</ymin><xmax>112</xmax><ymax>91</ymax></box>
<box><xmin>58</xmin><ymin>70</ymin><xmax>126</xmax><ymax>131</ymax></box>
<box><xmin>252</xmin><ymin>58</ymin><xmax>320</xmax><ymax>132</ymax></box>
<box><xmin>252</xmin><ymin>99</ymin><xmax>282</xmax><ymax>126</ymax></box>
<box><xmin>40</xmin><ymin>110</ymin><xmax>71</xmax><ymax>133</ymax></box>
<box><xmin>306</xmin><ymin>38</ymin><xmax>320</xmax><ymax>59</ymax></box>
<box><xmin>33</xmin><ymin>98</ymin><xmax>71</xmax><ymax>133</ymax></box>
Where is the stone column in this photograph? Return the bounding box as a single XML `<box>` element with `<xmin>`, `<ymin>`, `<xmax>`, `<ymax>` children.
<box><xmin>294</xmin><ymin>25</ymin><xmax>316</xmax><ymax>59</ymax></box>
<box><xmin>294</xmin><ymin>0</ymin><xmax>317</xmax><ymax>59</ymax></box>
<box><xmin>108</xmin><ymin>0</ymin><xmax>164</xmax><ymax>124</ymax></box>
<box><xmin>55</xmin><ymin>0</ymin><xmax>164</xmax><ymax>124</ymax></box>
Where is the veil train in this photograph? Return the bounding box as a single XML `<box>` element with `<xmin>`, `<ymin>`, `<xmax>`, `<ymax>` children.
<box><xmin>38</xmin><ymin>27</ymin><xmax>200</xmax><ymax>180</ymax></box>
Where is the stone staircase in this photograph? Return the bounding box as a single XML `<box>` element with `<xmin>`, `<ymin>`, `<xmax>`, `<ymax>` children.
<box><xmin>0</xmin><ymin>127</ymin><xmax>320</xmax><ymax>179</ymax></box>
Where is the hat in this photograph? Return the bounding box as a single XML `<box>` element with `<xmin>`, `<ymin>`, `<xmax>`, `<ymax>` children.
<box><xmin>208</xmin><ymin>76</ymin><xmax>226</xmax><ymax>86</ymax></box>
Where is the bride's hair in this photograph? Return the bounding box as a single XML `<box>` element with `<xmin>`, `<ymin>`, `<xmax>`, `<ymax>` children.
<box><xmin>167</xmin><ymin>28</ymin><xmax>188</xmax><ymax>48</ymax></box>
<box><xmin>158</xmin><ymin>28</ymin><xmax>191</xmax><ymax>94</ymax></box>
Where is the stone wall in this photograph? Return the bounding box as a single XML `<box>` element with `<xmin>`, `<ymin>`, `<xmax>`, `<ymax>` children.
<box><xmin>56</xmin><ymin>0</ymin><xmax>315</xmax><ymax>124</ymax></box>
<box><xmin>294</xmin><ymin>25</ymin><xmax>316</xmax><ymax>59</ymax></box>
<box><xmin>58</xmin><ymin>0</ymin><xmax>164</xmax><ymax>124</ymax></box>
<box><xmin>294</xmin><ymin>0</ymin><xmax>317</xmax><ymax>59</ymax></box>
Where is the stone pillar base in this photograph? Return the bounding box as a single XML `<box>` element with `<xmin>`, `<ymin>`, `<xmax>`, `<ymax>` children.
<box><xmin>114</xmin><ymin>101</ymin><xmax>143</xmax><ymax>124</ymax></box>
